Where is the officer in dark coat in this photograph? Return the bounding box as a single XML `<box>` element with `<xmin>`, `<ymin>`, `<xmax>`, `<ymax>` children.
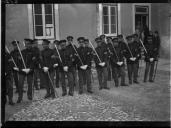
<box><xmin>5</xmin><ymin>51</ymin><xmax>15</xmax><ymax>105</ymax></box>
<box><xmin>94</xmin><ymin>37</ymin><xmax>109</xmax><ymax>90</ymax></box>
<box><xmin>66</xmin><ymin>36</ymin><xmax>78</xmax><ymax>88</ymax></box>
<box><xmin>144</xmin><ymin>35</ymin><xmax>158</xmax><ymax>82</ymax></box>
<box><xmin>32</xmin><ymin>39</ymin><xmax>40</xmax><ymax>90</ymax></box>
<box><xmin>10</xmin><ymin>41</ymin><xmax>26</xmax><ymax>93</ymax></box>
<box><xmin>53</xmin><ymin>40</ymin><xmax>61</xmax><ymax>88</ymax></box>
<box><xmin>123</xmin><ymin>35</ymin><xmax>141</xmax><ymax>84</ymax></box>
<box><xmin>17</xmin><ymin>39</ymin><xmax>35</xmax><ymax>103</ymax></box>
<box><xmin>40</xmin><ymin>39</ymin><xmax>56</xmax><ymax>99</ymax></box>
<box><xmin>59</xmin><ymin>40</ymin><xmax>74</xmax><ymax>96</ymax></box>
<box><xmin>109</xmin><ymin>38</ymin><xmax>128</xmax><ymax>87</ymax></box>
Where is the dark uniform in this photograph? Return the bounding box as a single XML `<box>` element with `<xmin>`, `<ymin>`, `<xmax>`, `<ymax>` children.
<box><xmin>32</xmin><ymin>39</ymin><xmax>41</xmax><ymax>90</ymax></box>
<box><xmin>109</xmin><ymin>38</ymin><xmax>128</xmax><ymax>87</ymax></box>
<box><xmin>66</xmin><ymin>36</ymin><xmax>78</xmax><ymax>88</ymax></box>
<box><xmin>10</xmin><ymin>41</ymin><xmax>21</xmax><ymax>93</ymax></box>
<box><xmin>40</xmin><ymin>39</ymin><xmax>56</xmax><ymax>99</ymax></box>
<box><xmin>144</xmin><ymin>35</ymin><xmax>158</xmax><ymax>82</ymax></box>
<box><xmin>94</xmin><ymin>38</ymin><xmax>109</xmax><ymax>90</ymax></box>
<box><xmin>5</xmin><ymin>52</ymin><xmax>15</xmax><ymax>105</ymax></box>
<box><xmin>53</xmin><ymin>40</ymin><xmax>61</xmax><ymax>88</ymax></box>
<box><xmin>76</xmin><ymin>37</ymin><xmax>93</xmax><ymax>94</ymax></box>
<box><xmin>17</xmin><ymin>39</ymin><xmax>35</xmax><ymax>103</ymax></box>
<box><xmin>59</xmin><ymin>40</ymin><xmax>74</xmax><ymax>96</ymax></box>
<box><xmin>123</xmin><ymin>36</ymin><xmax>141</xmax><ymax>84</ymax></box>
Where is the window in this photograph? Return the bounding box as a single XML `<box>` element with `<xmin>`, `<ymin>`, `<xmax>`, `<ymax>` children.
<box><xmin>33</xmin><ymin>4</ymin><xmax>55</xmax><ymax>39</ymax></box>
<box><xmin>102</xmin><ymin>4</ymin><xmax>117</xmax><ymax>36</ymax></box>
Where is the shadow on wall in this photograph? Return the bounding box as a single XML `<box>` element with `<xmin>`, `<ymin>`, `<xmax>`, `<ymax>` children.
<box><xmin>160</xmin><ymin>36</ymin><xmax>170</xmax><ymax>59</ymax></box>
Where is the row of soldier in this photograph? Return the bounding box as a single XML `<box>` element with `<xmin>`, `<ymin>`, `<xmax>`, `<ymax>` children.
<box><xmin>5</xmin><ymin>31</ymin><xmax>160</xmax><ymax>105</ymax></box>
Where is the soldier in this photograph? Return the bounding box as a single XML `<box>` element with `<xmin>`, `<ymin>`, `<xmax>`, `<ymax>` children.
<box><xmin>144</xmin><ymin>35</ymin><xmax>158</xmax><ymax>82</ymax></box>
<box><xmin>59</xmin><ymin>40</ymin><xmax>74</xmax><ymax>96</ymax></box>
<box><xmin>17</xmin><ymin>39</ymin><xmax>35</xmax><ymax>103</ymax></box>
<box><xmin>53</xmin><ymin>40</ymin><xmax>61</xmax><ymax>88</ymax></box>
<box><xmin>123</xmin><ymin>35</ymin><xmax>141</xmax><ymax>85</ymax></box>
<box><xmin>5</xmin><ymin>51</ymin><xmax>15</xmax><ymax>105</ymax></box>
<box><xmin>32</xmin><ymin>39</ymin><xmax>40</xmax><ymax>90</ymax></box>
<box><xmin>40</xmin><ymin>39</ymin><xmax>57</xmax><ymax>99</ymax></box>
<box><xmin>94</xmin><ymin>37</ymin><xmax>109</xmax><ymax>90</ymax></box>
<box><xmin>66</xmin><ymin>36</ymin><xmax>78</xmax><ymax>88</ymax></box>
<box><xmin>106</xmin><ymin>36</ymin><xmax>113</xmax><ymax>81</ymax></box>
<box><xmin>110</xmin><ymin>38</ymin><xmax>128</xmax><ymax>87</ymax></box>
<box><xmin>10</xmin><ymin>41</ymin><xmax>26</xmax><ymax>93</ymax></box>
<box><xmin>84</xmin><ymin>39</ymin><xmax>94</xmax><ymax>92</ymax></box>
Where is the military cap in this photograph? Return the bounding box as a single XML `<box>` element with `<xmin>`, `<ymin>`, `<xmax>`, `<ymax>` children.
<box><xmin>59</xmin><ymin>40</ymin><xmax>67</xmax><ymax>44</ymax></box>
<box><xmin>126</xmin><ymin>35</ymin><xmax>132</xmax><ymax>40</ymax></box>
<box><xmin>112</xmin><ymin>37</ymin><xmax>118</xmax><ymax>42</ymax></box>
<box><xmin>53</xmin><ymin>40</ymin><xmax>60</xmax><ymax>45</ymax></box>
<box><xmin>84</xmin><ymin>39</ymin><xmax>89</xmax><ymax>42</ymax></box>
<box><xmin>42</xmin><ymin>39</ymin><xmax>50</xmax><ymax>45</ymax></box>
<box><xmin>106</xmin><ymin>37</ymin><xmax>112</xmax><ymax>40</ymax></box>
<box><xmin>77</xmin><ymin>37</ymin><xmax>85</xmax><ymax>42</ymax></box>
<box><xmin>95</xmin><ymin>37</ymin><xmax>102</xmax><ymax>43</ymax></box>
<box><xmin>24</xmin><ymin>38</ymin><xmax>33</xmax><ymax>45</ymax></box>
<box><xmin>147</xmin><ymin>35</ymin><xmax>153</xmax><ymax>40</ymax></box>
<box><xmin>117</xmin><ymin>34</ymin><xmax>123</xmax><ymax>38</ymax></box>
<box><xmin>67</xmin><ymin>36</ymin><xmax>74</xmax><ymax>40</ymax></box>
<box><xmin>11</xmin><ymin>40</ymin><xmax>19</xmax><ymax>45</ymax></box>
<box><xmin>132</xmin><ymin>34</ymin><xmax>138</xmax><ymax>38</ymax></box>
<box><xmin>99</xmin><ymin>34</ymin><xmax>106</xmax><ymax>39</ymax></box>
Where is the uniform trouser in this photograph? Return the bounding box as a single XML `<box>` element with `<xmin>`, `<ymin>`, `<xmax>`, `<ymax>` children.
<box><xmin>33</xmin><ymin>69</ymin><xmax>39</xmax><ymax>89</ymax></box>
<box><xmin>127</xmin><ymin>62</ymin><xmax>139</xmax><ymax>82</ymax></box>
<box><xmin>6</xmin><ymin>74</ymin><xmax>13</xmax><ymax>102</ymax></box>
<box><xmin>55</xmin><ymin>68</ymin><xmax>60</xmax><ymax>87</ymax></box>
<box><xmin>18</xmin><ymin>73</ymin><xmax>34</xmax><ymax>100</ymax></box>
<box><xmin>112</xmin><ymin>66</ymin><xmax>126</xmax><ymax>86</ymax></box>
<box><xmin>96</xmin><ymin>67</ymin><xmax>108</xmax><ymax>88</ymax></box>
<box><xmin>78</xmin><ymin>69</ymin><xmax>92</xmax><ymax>93</ymax></box>
<box><xmin>60</xmin><ymin>71</ymin><xmax>74</xmax><ymax>95</ymax></box>
<box><xmin>144</xmin><ymin>61</ymin><xmax>155</xmax><ymax>81</ymax></box>
<box><xmin>13</xmin><ymin>71</ymin><xmax>19</xmax><ymax>91</ymax></box>
<box><xmin>42</xmin><ymin>71</ymin><xmax>55</xmax><ymax>96</ymax></box>
<box><xmin>107</xmin><ymin>60</ymin><xmax>112</xmax><ymax>81</ymax></box>
<box><xmin>70</xmin><ymin>67</ymin><xmax>77</xmax><ymax>87</ymax></box>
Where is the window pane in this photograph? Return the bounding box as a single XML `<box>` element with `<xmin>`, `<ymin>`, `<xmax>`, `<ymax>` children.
<box><xmin>103</xmin><ymin>16</ymin><xmax>109</xmax><ymax>24</ymax></box>
<box><xmin>45</xmin><ymin>4</ymin><xmax>52</xmax><ymax>14</ymax></box>
<box><xmin>104</xmin><ymin>25</ymin><xmax>109</xmax><ymax>34</ymax></box>
<box><xmin>35</xmin><ymin>15</ymin><xmax>43</xmax><ymax>25</ymax></box>
<box><xmin>34</xmin><ymin>4</ymin><xmax>42</xmax><ymax>14</ymax></box>
<box><xmin>103</xmin><ymin>6</ymin><xmax>108</xmax><ymax>15</ymax></box>
<box><xmin>111</xmin><ymin>6</ymin><xmax>116</xmax><ymax>15</ymax></box>
<box><xmin>35</xmin><ymin>26</ymin><xmax>43</xmax><ymax>36</ymax></box>
<box><xmin>45</xmin><ymin>15</ymin><xmax>52</xmax><ymax>24</ymax></box>
<box><xmin>111</xmin><ymin>16</ymin><xmax>116</xmax><ymax>24</ymax></box>
<box><xmin>136</xmin><ymin>7</ymin><xmax>148</xmax><ymax>13</ymax></box>
<box><xmin>111</xmin><ymin>24</ymin><xmax>116</xmax><ymax>33</ymax></box>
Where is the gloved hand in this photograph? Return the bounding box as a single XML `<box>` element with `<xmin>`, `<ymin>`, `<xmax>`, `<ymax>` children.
<box><xmin>150</xmin><ymin>58</ymin><xmax>154</xmax><ymax>62</ymax></box>
<box><xmin>43</xmin><ymin>67</ymin><xmax>49</xmax><ymax>73</ymax></box>
<box><xmin>53</xmin><ymin>63</ymin><xmax>58</xmax><ymax>68</ymax></box>
<box><xmin>99</xmin><ymin>62</ymin><xmax>105</xmax><ymax>67</ymax></box>
<box><xmin>22</xmin><ymin>69</ymin><xmax>30</xmax><ymax>74</ymax></box>
<box><xmin>63</xmin><ymin>66</ymin><xmax>68</xmax><ymax>72</ymax></box>
<box><xmin>80</xmin><ymin>65</ymin><xmax>88</xmax><ymax>70</ymax></box>
<box><xmin>13</xmin><ymin>67</ymin><xmax>19</xmax><ymax>71</ymax></box>
<box><xmin>117</xmin><ymin>61</ymin><xmax>123</xmax><ymax>66</ymax></box>
<box><xmin>130</xmin><ymin>57</ymin><xmax>135</xmax><ymax>61</ymax></box>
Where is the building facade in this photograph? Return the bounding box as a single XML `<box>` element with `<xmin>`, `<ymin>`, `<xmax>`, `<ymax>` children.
<box><xmin>5</xmin><ymin>3</ymin><xmax>171</xmax><ymax>58</ymax></box>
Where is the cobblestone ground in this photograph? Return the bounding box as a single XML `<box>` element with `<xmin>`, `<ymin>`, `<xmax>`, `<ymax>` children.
<box><xmin>5</xmin><ymin>60</ymin><xmax>170</xmax><ymax>121</ymax></box>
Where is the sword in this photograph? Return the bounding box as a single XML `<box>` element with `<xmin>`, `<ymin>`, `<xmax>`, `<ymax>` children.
<box><xmin>89</xmin><ymin>40</ymin><xmax>102</xmax><ymax>63</ymax></box>
<box><xmin>47</xmin><ymin>71</ymin><xmax>58</xmax><ymax>98</ymax></box>
<box><xmin>123</xmin><ymin>36</ymin><xmax>134</xmax><ymax>58</ymax></box>
<box><xmin>70</xmin><ymin>43</ymin><xmax>84</xmax><ymax>66</ymax></box>
<box><xmin>140</xmin><ymin>39</ymin><xmax>148</xmax><ymax>54</ymax></box>
<box><xmin>5</xmin><ymin>46</ymin><xmax>18</xmax><ymax>68</ymax></box>
<box><xmin>15</xmin><ymin>40</ymin><xmax>27</xmax><ymax>69</ymax></box>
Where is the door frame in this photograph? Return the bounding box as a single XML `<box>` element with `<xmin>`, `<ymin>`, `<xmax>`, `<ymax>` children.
<box><xmin>132</xmin><ymin>3</ymin><xmax>151</xmax><ymax>33</ymax></box>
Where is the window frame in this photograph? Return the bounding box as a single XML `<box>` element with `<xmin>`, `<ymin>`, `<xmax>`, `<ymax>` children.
<box><xmin>32</xmin><ymin>4</ymin><xmax>55</xmax><ymax>39</ymax></box>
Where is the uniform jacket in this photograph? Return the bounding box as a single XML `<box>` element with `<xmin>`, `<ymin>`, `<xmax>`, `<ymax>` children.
<box><xmin>10</xmin><ymin>49</ymin><xmax>21</xmax><ymax>71</ymax></box>
<box><xmin>32</xmin><ymin>47</ymin><xmax>41</xmax><ymax>69</ymax></box>
<box><xmin>66</xmin><ymin>44</ymin><xmax>77</xmax><ymax>66</ymax></box>
<box><xmin>144</xmin><ymin>43</ymin><xmax>158</xmax><ymax>62</ymax></box>
<box><xmin>5</xmin><ymin>52</ymin><xmax>13</xmax><ymax>76</ymax></box>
